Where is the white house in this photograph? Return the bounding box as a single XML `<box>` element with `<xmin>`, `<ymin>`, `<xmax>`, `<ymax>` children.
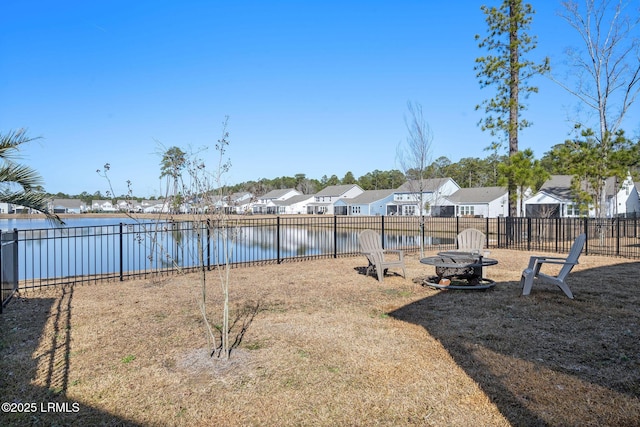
<box><xmin>227</xmin><ymin>192</ymin><xmax>254</xmax><ymax>214</ymax></box>
<box><xmin>253</xmin><ymin>188</ymin><xmax>301</xmax><ymax>214</ymax></box>
<box><xmin>389</xmin><ymin>178</ymin><xmax>460</xmax><ymax>216</ymax></box>
<box><xmin>605</xmin><ymin>175</ymin><xmax>640</xmax><ymax>217</ymax></box>
<box><xmin>307</xmin><ymin>184</ymin><xmax>364</xmax><ymax>215</ymax></box>
<box><xmin>273</xmin><ymin>195</ymin><xmax>315</xmax><ymax>214</ymax></box>
<box><xmin>0</xmin><ymin>202</ymin><xmax>46</xmax><ymax>214</ymax></box>
<box><xmin>524</xmin><ymin>174</ymin><xmax>640</xmax><ymax>218</ymax></box>
<box><xmin>142</xmin><ymin>199</ymin><xmax>171</xmax><ymax>214</ymax></box>
<box><xmin>338</xmin><ymin>189</ymin><xmax>395</xmax><ymax>216</ymax></box>
<box><xmin>91</xmin><ymin>200</ymin><xmax>118</xmax><ymax>212</ymax></box>
<box><xmin>441</xmin><ymin>187</ymin><xmax>509</xmax><ymax>218</ymax></box>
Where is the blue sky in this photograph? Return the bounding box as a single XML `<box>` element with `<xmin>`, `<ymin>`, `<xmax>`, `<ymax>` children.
<box><xmin>1</xmin><ymin>1</ymin><xmax>638</xmax><ymax>197</ymax></box>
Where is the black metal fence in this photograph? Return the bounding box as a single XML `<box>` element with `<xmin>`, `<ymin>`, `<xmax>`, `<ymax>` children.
<box><xmin>2</xmin><ymin>215</ymin><xmax>640</xmax><ymax>308</ymax></box>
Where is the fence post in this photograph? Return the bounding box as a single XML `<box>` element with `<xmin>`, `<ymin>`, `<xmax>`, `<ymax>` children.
<box><xmin>616</xmin><ymin>217</ymin><xmax>620</xmax><ymax>256</ymax></box>
<box><xmin>119</xmin><ymin>223</ymin><xmax>124</xmax><ymax>282</ymax></box>
<box><xmin>381</xmin><ymin>215</ymin><xmax>385</xmax><ymax>249</ymax></box>
<box><xmin>277</xmin><ymin>216</ymin><xmax>281</xmax><ymax>264</ymax></box>
<box><xmin>485</xmin><ymin>217</ymin><xmax>489</xmax><ymax>248</ymax></box>
<box><xmin>206</xmin><ymin>219</ymin><xmax>211</xmax><ymax>271</ymax></box>
<box><xmin>527</xmin><ymin>217</ymin><xmax>532</xmax><ymax>252</ymax></box>
<box><xmin>333</xmin><ymin>215</ymin><xmax>337</xmax><ymax>258</ymax></box>
<box><xmin>0</xmin><ymin>229</ymin><xmax>19</xmax><ymax>314</ymax></box>
<box><xmin>583</xmin><ymin>218</ymin><xmax>589</xmax><ymax>255</ymax></box>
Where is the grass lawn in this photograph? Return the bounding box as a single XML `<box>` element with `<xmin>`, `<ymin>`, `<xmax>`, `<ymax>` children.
<box><xmin>1</xmin><ymin>248</ymin><xmax>639</xmax><ymax>426</ymax></box>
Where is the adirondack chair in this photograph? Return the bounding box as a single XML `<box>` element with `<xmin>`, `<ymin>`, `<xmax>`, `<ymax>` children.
<box><xmin>358</xmin><ymin>230</ymin><xmax>406</xmax><ymax>282</ymax></box>
<box><xmin>457</xmin><ymin>228</ymin><xmax>487</xmax><ymax>253</ymax></box>
<box><xmin>520</xmin><ymin>233</ymin><xmax>586</xmax><ymax>299</ymax></box>
<box><xmin>455</xmin><ymin>228</ymin><xmax>489</xmax><ymax>277</ymax></box>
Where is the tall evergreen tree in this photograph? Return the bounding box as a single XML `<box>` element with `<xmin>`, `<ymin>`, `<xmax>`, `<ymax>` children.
<box><xmin>475</xmin><ymin>0</ymin><xmax>550</xmax><ymax>216</ymax></box>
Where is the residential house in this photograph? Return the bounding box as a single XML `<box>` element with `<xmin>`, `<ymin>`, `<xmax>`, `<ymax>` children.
<box><xmin>524</xmin><ymin>174</ymin><xmax>640</xmax><ymax>218</ymax></box>
<box><xmin>273</xmin><ymin>195</ymin><xmax>315</xmax><ymax>214</ymax></box>
<box><xmin>91</xmin><ymin>200</ymin><xmax>118</xmax><ymax>213</ymax></box>
<box><xmin>50</xmin><ymin>198</ymin><xmax>87</xmax><ymax>214</ymax></box>
<box><xmin>0</xmin><ymin>202</ymin><xmax>35</xmax><ymax>214</ymax></box>
<box><xmin>227</xmin><ymin>192</ymin><xmax>254</xmax><ymax>214</ymax></box>
<box><xmin>440</xmin><ymin>187</ymin><xmax>508</xmax><ymax>218</ymax></box>
<box><xmin>389</xmin><ymin>178</ymin><xmax>460</xmax><ymax>216</ymax></box>
<box><xmin>338</xmin><ymin>189</ymin><xmax>395</xmax><ymax>216</ymax></box>
<box><xmin>605</xmin><ymin>175</ymin><xmax>640</xmax><ymax>217</ymax></box>
<box><xmin>142</xmin><ymin>199</ymin><xmax>171</xmax><ymax>214</ymax></box>
<box><xmin>253</xmin><ymin>188</ymin><xmax>301</xmax><ymax>214</ymax></box>
<box><xmin>307</xmin><ymin>184</ymin><xmax>364</xmax><ymax>215</ymax></box>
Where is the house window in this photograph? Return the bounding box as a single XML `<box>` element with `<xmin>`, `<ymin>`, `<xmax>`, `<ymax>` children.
<box><xmin>458</xmin><ymin>205</ymin><xmax>474</xmax><ymax>216</ymax></box>
<box><xmin>566</xmin><ymin>204</ymin><xmax>589</xmax><ymax>217</ymax></box>
<box><xmin>351</xmin><ymin>206</ymin><xmax>361</xmax><ymax>214</ymax></box>
<box><xmin>404</xmin><ymin>205</ymin><xmax>416</xmax><ymax>215</ymax></box>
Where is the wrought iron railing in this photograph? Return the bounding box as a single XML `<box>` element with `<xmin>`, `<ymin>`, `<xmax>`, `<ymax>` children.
<box><xmin>2</xmin><ymin>215</ymin><xmax>639</xmax><ymax>308</ymax></box>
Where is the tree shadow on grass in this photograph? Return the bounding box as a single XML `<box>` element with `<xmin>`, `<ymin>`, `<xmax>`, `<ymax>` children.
<box><xmin>389</xmin><ymin>262</ymin><xmax>640</xmax><ymax>427</ymax></box>
<box><xmin>0</xmin><ymin>286</ymin><xmax>142</xmax><ymax>426</ymax></box>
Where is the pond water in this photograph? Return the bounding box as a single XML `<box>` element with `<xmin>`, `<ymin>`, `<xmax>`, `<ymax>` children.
<box><xmin>0</xmin><ymin>216</ymin><xmax>140</xmax><ymax>231</ymax></box>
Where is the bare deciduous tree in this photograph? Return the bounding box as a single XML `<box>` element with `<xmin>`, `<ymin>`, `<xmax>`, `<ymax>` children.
<box><xmin>557</xmin><ymin>0</ymin><xmax>640</xmax><ymax>142</ymax></box>
<box><xmin>552</xmin><ymin>1</ymin><xmax>640</xmax><ymax>216</ymax></box>
<box><xmin>100</xmin><ymin>117</ymin><xmax>255</xmax><ymax>361</ymax></box>
<box><xmin>397</xmin><ymin>101</ymin><xmax>433</xmax><ymax>258</ymax></box>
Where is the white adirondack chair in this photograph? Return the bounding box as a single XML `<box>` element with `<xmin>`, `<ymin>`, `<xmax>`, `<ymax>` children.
<box><xmin>358</xmin><ymin>230</ymin><xmax>406</xmax><ymax>282</ymax></box>
<box><xmin>456</xmin><ymin>228</ymin><xmax>489</xmax><ymax>277</ymax></box>
<box><xmin>457</xmin><ymin>228</ymin><xmax>487</xmax><ymax>253</ymax></box>
<box><xmin>520</xmin><ymin>233</ymin><xmax>586</xmax><ymax>299</ymax></box>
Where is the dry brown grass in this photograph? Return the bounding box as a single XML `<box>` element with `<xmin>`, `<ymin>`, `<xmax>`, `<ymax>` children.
<box><xmin>1</xmin><ymin>249</ymin><xmax>639</xmax><ymax>426</ymax></box>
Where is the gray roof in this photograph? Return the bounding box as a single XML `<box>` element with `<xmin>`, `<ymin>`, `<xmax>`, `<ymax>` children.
<box><xmin>348</xmin><ymin>189</ymin><xmax>395</xmax><ymax>204</ymax></box>
<box><xmin>396</xmin><ymin>178</ymin><xmax>451</xmax><ymax>192</ymax></box>
<box><xmin>603</xmin><ymin>176</ymin><xmax>624</xmax><ymax>197</ymax></box>
<box><xmin>261</xmin><ymin>188</ymin><xmax>299</xmax><ymax>199</ymax></box>
<box><xmin>273</xmin><ymin>195</ymin><xmax>314</xmax><ymax>206</ymax></box>
<box><xmin>315</xmin><ymin>184</ymin><xmax>362</xmax><ymax>197</ymax></box>
<box><xmin>52</xmin><ymin>198</ymin><xmax>85</xmax><ymax>209</ymax></box>
<box><xmin>230</xmin><ymin>192</ymin><xmax>252</xmax><ymax>201</ymax></box>
<box><xmin>539</xmin><ymin>175</ymin><xmax>576</xmax><ymax>200</ymax></box>
<box><xmin>446</xmin><ymin>187</ymin><xmax>507</xmax><ymax>204</ymax></box>
<box><xmin>539</xmin><ymin>175</ymin><xmax>623</xmax><ymax>201</ymax></box>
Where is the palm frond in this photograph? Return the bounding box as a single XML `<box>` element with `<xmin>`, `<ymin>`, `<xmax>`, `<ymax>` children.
<box><xmin>0</xmin><ymin>190</ymin><xmax>63</xmax><ymax>224</ymax></box>
<box><xmin>0</xmin><ymin>129</ymin><xmax>61</xmax><ymax>224</ymax></box>
<box><xmin>0</xmin><ymin>163</ymin><xmax>44</xmax><ymax>191</ymax></box>
<box><xmin>0</xmin><ymin>129</ymin><xmax>40</xmax><ymax>161</ymax></box>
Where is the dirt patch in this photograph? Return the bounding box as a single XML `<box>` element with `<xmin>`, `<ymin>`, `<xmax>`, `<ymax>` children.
<box><xmin>177</xmin><ymin>348</ymin><xmax>253</xmax><ymax>378</ymax></box>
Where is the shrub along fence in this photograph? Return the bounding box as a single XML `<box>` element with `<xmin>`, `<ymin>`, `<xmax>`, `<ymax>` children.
<box><xmin>1</xmin><ymin>215</ymin><xmax>639</xmax><ymax>309</ymax></box>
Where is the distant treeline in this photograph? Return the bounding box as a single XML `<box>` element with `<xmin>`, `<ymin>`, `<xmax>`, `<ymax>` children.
<box><xmin>48</xmin><ymin>141</ymin><xmax>640</xmax><ymax>200</ymax></box>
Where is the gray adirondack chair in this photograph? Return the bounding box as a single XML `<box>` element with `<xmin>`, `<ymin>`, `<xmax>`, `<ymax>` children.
<box><xmin>520</xmin><ymin>233</ymin><xmax>586</xmax><ymax>299</ymax></box>
<box><xmin>358</xmin><ymin>230</ymin><xmax>406</xmax><ymax>282</ymax></box>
